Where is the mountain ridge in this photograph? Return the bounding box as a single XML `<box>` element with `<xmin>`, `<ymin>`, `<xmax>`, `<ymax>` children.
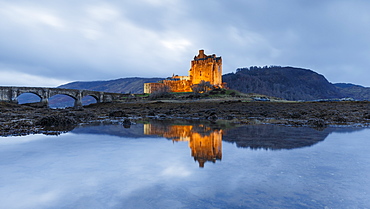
<box><xmin>58</xmin><ymin>77</ymin><xmax>165</xmax><ymax>94</ymax></box>
<box><xmin>56</xmin><ymin>67</ymin><xmax>369</xmax><ymax>101</ymax></box>
<box><xmin>333</xmin><ymin>83</ymin><xmax>370</xmax><ymax>101</ymax></box>
<box><xmin>223</xmin><ymin>66</ymin><xmax>343</xmax><ymax>100</ymax></box>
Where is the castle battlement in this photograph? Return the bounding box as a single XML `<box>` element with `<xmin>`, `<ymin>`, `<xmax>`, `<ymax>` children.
<box><xmin>193</xmin><ymin>50</ymin><xmax>222</xmax><ymax>63</ymax></box>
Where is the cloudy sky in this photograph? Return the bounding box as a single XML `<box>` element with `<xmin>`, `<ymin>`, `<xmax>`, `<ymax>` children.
<box><xmin>1</xmin><ymin>0</ymin><xmax>370</xmax><ymax>87</ymax></box>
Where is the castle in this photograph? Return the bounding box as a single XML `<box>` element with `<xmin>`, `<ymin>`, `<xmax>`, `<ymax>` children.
<box><xmin>144</xmin><ymin>49</ymin><xmax>224</xmax><ymax>93</ymax></box>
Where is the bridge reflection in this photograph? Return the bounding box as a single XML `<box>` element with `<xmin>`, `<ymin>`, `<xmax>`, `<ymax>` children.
<box><xmin>144</xmin><ymin>124</ymin><xmax>222</xmax><ymax>168</ymax></box>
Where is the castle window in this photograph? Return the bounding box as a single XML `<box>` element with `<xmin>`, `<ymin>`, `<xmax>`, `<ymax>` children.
<box><xmin>200</xmin><ymin>71</ymin><xmax>202</xmax><ymax>76</ymax></box>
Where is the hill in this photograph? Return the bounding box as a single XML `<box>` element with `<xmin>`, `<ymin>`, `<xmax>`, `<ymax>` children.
<box><xmin>57</xmin><ymin>71</ymin><xmax>370</xmax><ymax>101</ymax></box>
<box><xmin>58</xmin><ymin>77</ymin><xmax>164</xmax><ymax>94</ymax></box>
<box><xmin>334</xmin><ymin>83</ymin><xmax>370</xmax><ymax>101</ymax></box>
<box><xmin>18</xmin><ymin>67</ymin><xmax>369</xmax><ymax>105</ymax></box>
<box><xmin>51</xmin><ymin>68</ymin><xmax>370</xmax><ymax>101</ymax></box>
<box><xmin>223</xmin><ymin>66</ymin><xmax>343</xmax><ymax>101</ymax></box>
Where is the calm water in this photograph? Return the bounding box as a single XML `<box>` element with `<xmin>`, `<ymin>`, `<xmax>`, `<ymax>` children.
<box><xmin>0</xmin><ymin>122</ymin><xmax>369</xmax><ymax>209</ymax></box>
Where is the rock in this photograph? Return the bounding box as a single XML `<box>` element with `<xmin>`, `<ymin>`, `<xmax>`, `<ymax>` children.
<box><xmin>307</xmin><ymin>119</ymin><xmax>327</xmax><ymax>128</ymax></box>
<box><xmin>122</xmin><ymin>119</ymin><xmax>132</xmax><ymax>128</ymax></box>
<box><xmin>208</xmin><ymin>114</ymin><xmax>218</xmax><ymax>121</ymax></box>
<box><xmin>363</xmin><ymin>113</ymin><xmax>370</xmax><ymax>119</ymax></box>
<box><xmin>36</xmin><ymin>115</ymin><xmax>77</xmax><ymax>127</ymax></box>
<box><xmin>226</xmin><ymin>115</ymin><xmax>234</xmax><ymax>120</ymax></box>
<box><xmin>209</xmin><ymin>111</ymin><xmax>217</xmax><ymax>116</ymax></box>
<box><xmin>288</xmin><ymin>112</ymin><xmax>302</xmax><ymax>119</ymax></box>
<box><xmin>109</xmin><ymin>110</ymin><xmax>128</xmax><ymax>117</ymax></box>
<box><xmin>333</xmin><ymin>116</ymin><xmax>347</xmax><ymax>122</ymax></box>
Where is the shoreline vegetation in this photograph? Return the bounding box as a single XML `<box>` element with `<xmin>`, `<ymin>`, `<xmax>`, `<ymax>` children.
<box><xmin>1</xmin><ymin>90</ymin><xmax>370</xmax><ymax>136</ymax></box>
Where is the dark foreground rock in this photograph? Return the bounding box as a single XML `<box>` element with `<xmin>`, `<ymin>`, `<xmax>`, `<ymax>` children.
<box><xmin>36</xmin><ymin>115</ymin><xmax>78</xmax><ymax>127</ymax></box>
<box><xmin>0</xmin><ymin>100</ymin><xmax>369</xmax><ymax>136</ymax></box>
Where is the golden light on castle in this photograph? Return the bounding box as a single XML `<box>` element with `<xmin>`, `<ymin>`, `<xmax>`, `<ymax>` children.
<box><xmin>144</xmin><ymin>123</ymin><xmax>222</xmax><ymax>168</ymax></box>
<box><xmin>144</xmin><ymin>49</ymin><xmax>225</xmax><ymax>93</ymax></box>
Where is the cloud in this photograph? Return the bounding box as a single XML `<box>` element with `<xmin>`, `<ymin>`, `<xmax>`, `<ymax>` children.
<box><xmin>0</xmin><ymin>0</ymin><xmax>370</xmax><ymax>86</ymax></box>
<box><xmin>0</xmin><ymin>132</ymin><xmax>197</xmax><ymax>208</ymax></box>
<box><xmin>0</xmin><ymin>69</ymin><xmax>68</xmax><ymax>87</ymax></box>
<box><xmin>0</xmin><ymin>2</ymin><xmax>66</xmax><ymax>30</ymax></box>
<box><xmin>161</xmin><ymin>166</ymin><xmax>192</xmax><ymax>177</ymax></box>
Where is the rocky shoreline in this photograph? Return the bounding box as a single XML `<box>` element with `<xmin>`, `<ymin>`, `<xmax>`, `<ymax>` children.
<box><xmin>1</xmin><ymin>99</ymin><xmax>370</xmax><ymax>136</ymax></box>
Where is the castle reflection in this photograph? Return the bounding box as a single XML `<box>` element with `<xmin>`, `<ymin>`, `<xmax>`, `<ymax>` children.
<box><xmin>144</xmin><ymin>124</ymin><xmax>222</xmax><ymax>167</ymax></box>
<box><xmin>72</xmin><ymin>122</ymin><xmax>359</xmax><ymax>167</ymax></box>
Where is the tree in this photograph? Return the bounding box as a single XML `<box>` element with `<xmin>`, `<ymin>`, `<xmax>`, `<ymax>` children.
<box><xmin>191</xmin><ymin>80</ymin><xmax>214</xmax><ymax>94</ymax></box>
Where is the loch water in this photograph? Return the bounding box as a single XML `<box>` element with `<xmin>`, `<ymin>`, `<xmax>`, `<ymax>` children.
<box><xmin>0</xmin><ymin>122</ymin><xmax>369</xmax><ymax>209</ymax></box>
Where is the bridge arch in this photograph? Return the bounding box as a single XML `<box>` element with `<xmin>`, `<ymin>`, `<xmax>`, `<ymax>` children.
<box><xmin>17</xmin><ymin>92</ymin><xmax>43</xmax><ymax>104</ymax></box>
<box><xmin>85</xmin><ymin>94</ymin><xmax>99</xmax><ymax>101</ymax></box>
<box><xmin>49</xmin><ymin>93</ymin><xmax>77</xmax><ymax>100</ymax></box>
<box><xmin>48</xmin><ymin>92</ymin><xmax>78</xmax><ymax>100</ymax></box>
<box><xmin>81</xmin><ymin>91</ymin><xmax>104</xmax><ymax>103</ymax></box>
<box><xmin>82</xmin><ymin>95</ymin><xmax>99</xmax><ymax>106</ymax></box>
<box><xmin>48</xmin><ymin>94</ymin><xmax>79</xmax><ymax>108</ymax></box>
<box><xmin>15</xmin><ymin>89</ymin><xmax>48</xmax><ymax>105</ymax></box>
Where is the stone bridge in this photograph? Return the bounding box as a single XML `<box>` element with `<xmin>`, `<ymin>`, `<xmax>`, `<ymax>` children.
<box><xmin>0</xmin><ymin>86</ymin><xmax>129</xmax><ymax>107</ymax></box>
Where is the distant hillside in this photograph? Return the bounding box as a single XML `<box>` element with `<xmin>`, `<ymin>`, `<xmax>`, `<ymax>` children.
<box><xmin>334</xmin><ymin>83</ymin><xmax>370</xmax><ymax>100</ymax></box>
<box><xmin>57</xmin><ymin>69</ymin><xmax>369</xmax><ymax>101</ymax></box>
<box><xmin>18</xmin><ymin>68</ymin><xmax>370</xmax><ymax>105</ymax></box>
<box><xmin>58</xmin><ymin>77</ymin><xmax>165</xmax><ymax>94</ymax></box>
<box><xmin>223</xmin><ymin>66</ymin><xmax>342</xmax><ymax>101</ymax></box>
<box><xmin>333</xmin><ymin>83</ymin><xmax>364</xmax><ymax>89</ymax></box>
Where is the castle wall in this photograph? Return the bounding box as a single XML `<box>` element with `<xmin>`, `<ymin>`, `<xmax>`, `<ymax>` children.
<box><xmin>144</xmin><ymin>83</ymin><xmax>165</xmax><ymax>94</ymax></box>
<box><xmin>163</xmin><ymin>80</ymin><xmax>192</xmax><ymax>93</ymax></box>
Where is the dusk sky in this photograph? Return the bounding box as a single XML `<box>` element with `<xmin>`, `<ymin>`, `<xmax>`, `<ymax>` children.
<box><xmin>1</xmin><ymin>0</ymin><xmax>370</xmax><ymax>87</ymax></box>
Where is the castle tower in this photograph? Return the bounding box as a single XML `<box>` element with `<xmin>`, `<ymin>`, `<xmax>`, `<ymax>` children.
<box><xmin>189</xmin><ymin>49</ymin><xmax>222</xmax><ymax>86</ymax></box>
